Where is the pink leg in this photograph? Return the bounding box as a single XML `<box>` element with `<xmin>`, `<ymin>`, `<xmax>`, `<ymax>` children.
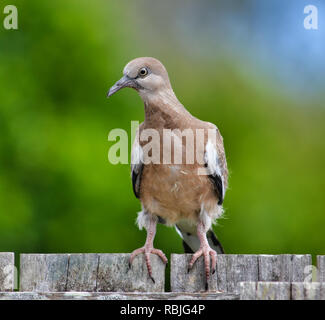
<box><xmin>188</xmin><ymin>221</ymin><xmax>217</xmax><ymax>290</ymax></box>
<box><xmin>129</xmin><ymin>214</ymin><xmax>168</xmax><ymax>282</ymax></box>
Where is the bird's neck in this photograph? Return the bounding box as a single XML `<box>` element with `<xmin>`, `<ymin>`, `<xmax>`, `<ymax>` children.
<box><xmin>141</xmin><ymin>89</ymin><xmax>192</xmax><ymax>124</ymax></box>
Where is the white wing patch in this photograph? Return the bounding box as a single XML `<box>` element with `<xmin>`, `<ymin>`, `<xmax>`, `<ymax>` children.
<box><xmin>205</xmin><ymin>140</ymin><xmax>222</xmax><ymax>177</ymax></box>
<box><xmin>204</xmin><ymin>140</ymin><xmax>225</xmax><ymax>199</ymax></box>
<box><xmin>131</xmin><ymin>138</ymin><xmax>143</xmax><ymax>169</ymax></box>
<box><xmin>131</xmin><ymin>135</ymin><xmax>144</xmax><ymax>199</ymax></box>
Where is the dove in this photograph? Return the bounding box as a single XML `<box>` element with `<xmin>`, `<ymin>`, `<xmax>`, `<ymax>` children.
<box><xmin>108</xmin><ymin>57</ymin><xmax>228</xmax><ymax>289</ymax></box>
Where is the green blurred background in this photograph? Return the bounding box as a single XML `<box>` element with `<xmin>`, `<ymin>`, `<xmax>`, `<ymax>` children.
<box><xmin>0</xmin><ymin>0</ymin><xmax>324</xmax><ymax>264</ymax></box>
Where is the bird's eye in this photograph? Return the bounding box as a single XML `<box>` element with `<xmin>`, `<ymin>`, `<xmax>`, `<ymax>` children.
<box><xmin>138</xmin><ymin>67</ymin><xmax>148</xmax><ymax>77</ymax></box>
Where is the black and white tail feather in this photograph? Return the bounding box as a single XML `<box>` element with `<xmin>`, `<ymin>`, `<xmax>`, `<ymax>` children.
<box><xmin>175</xmin><ymin>225</ymin><xmax>224</xmax><ymax>254</ymax></box>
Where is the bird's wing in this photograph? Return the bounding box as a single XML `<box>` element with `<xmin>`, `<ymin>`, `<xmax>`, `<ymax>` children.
<box><xmin>204</xmin><ymin>126</ymin><xmax>228</xmax><ymax>205</ymax></box>
<box><xmin>131</xmin><ymin>125</ymin><xmax>144</xmax><ymax>199</ymax></box>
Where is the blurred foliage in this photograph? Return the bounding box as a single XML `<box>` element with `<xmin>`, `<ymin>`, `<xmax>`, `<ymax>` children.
<box><xmin>0</xmin><ymin>0</ymin><xmax>324</xmax><ymax>268</ymax></box>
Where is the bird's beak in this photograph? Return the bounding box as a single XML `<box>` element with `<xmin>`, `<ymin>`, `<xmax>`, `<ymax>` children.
<box><xmin>107</xmin><ymin>75</ymin><xmax>134</xmax><ymax>98</ymax></box>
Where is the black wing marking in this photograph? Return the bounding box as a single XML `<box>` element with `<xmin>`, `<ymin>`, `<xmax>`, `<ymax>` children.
<box><xmin>205</xmin><ymin>131</ymin><xmax>226</xmax><ymax>206</ymax></box>
<box><xmin>132</xmin><ymin>163</ymin><xmax>143</xmax><ymax>199</ymax></box>
<box><xmin>131</xmin><ymin>125</ymin><xmax>144</xmax><ymax>199</ymax></box>
<box><xmin>208</xmin><ymin>173</ymin><xmax>224</xmax><ymax>205</ymax></box>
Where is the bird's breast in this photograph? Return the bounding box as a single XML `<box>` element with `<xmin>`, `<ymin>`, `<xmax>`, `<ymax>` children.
<box><xmin>140</xmin><ymin>163</ymin><xmax>216</xmax><ymax>225</ymax></box>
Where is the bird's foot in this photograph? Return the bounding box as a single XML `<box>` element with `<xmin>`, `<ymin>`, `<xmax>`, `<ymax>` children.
<box><xmin>129</xmin><ymin>245</ymin><xmax>168</xmax><ymax>282</ymax></box>
<box><xmin>188</xmin><ymin>244</ymin><xmax>217</xmax><ymax>290</ymax></box>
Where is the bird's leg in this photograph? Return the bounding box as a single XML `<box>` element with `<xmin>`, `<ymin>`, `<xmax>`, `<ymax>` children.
<box><xmin>129</xmin><ymin>214</ymin><xmax>168</xmax><ymax>282</ymax></box>
<box><xmin>188</xmin><ymin>221</ymin><xmax>217</xmax><ymax>290</ymax></box>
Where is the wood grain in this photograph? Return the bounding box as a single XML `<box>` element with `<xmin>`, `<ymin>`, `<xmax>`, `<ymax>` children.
<box><xmin>96</xmin><ymin>253</ymin><xmax>165</xmax><ymax>292</ymax></box>
<box><xmin>0</xmin><ymin>291</ymin><xmax>238</xmax><ymax>300</ymax></box>
<box><xmin>291</xmin><ymin>282</ymin><xmax>324</xmax><ymax>300</ymax></box>
<box><xmin>241</xmin><ymin>282</ymin><xmax>325</xmax><ymax>300</ymax></box>
<box><xmin>256</xmin><ymin>282</ymin><xmax>290</xmax><ymax>300</ymax></box>
<box><xmin>20</xmin><ymin>253</ymin><xmax>165</xmax><ymax>292</ymax></box>
<box><xmin>0</xmin><ymin>253</ymin><xmax>14</xmax><ymax>291</ymax></box>
<box><xmin>317</xmin><ymin>256</ymin><xmax>325</xmax><ymax>282</ymax></box>
<box><xmin>20</xmin><ymin>254</ymin><xmax>69</xmax><ymax>292</ymax></box>
<box><xmin>170</xmin><ymin>254</ymin><xmax>310</xmax><ymax>293</ymax></box>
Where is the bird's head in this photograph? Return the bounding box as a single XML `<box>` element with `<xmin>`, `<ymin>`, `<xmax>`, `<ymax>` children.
<box><xmin>107</xmin><ymin>57</ymin><xmax>172</xmax><ymax>99</ymax></box>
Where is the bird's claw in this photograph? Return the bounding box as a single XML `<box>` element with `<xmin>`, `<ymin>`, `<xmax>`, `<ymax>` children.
<box><xmin>188</xmin><ymin>245</ymin><xmax>217</xmax><ymax>290</ymax></box>
<box><xmin>129</xmin><ymin>246</ymin><xmax>168</xmax><ymax>281</ymax></box>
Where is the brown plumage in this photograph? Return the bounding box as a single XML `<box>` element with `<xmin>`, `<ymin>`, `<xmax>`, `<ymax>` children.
<box><xmin>108</xmin><ymin>57</ymin><xmax>228</xmax><ymax>289</ymax></box>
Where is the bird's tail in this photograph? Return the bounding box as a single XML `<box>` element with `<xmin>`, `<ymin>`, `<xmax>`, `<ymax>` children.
<box><xmin>175</xmin><ymin>225</ymin><xmax>225</xmax><ymax>254</ymax></box>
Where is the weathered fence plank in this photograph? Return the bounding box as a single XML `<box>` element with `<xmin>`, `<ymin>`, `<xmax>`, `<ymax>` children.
<box><xmin>258</xmin><ymin>255</ymin><xmax>291</xmax><ymax>281</ymax></box>
<box><xmin>303</xmin><ymin>282</ymin><xmax>321</xmax><ymax>300</ymax></box>
<box><xmin>0</xmin><ymin>291</ymin><xmax>238</xmax><ymax>300</ymax></box>
<box><xmin>171</xmin><ymin>254</ymin><xmax>217</xmax><ymax>292</ymax></box>
<box><xmin>291</xmin><ymin>255</ymin><xmax>312</xmax><ymax>282</ymax></box>
<box><xmin>171</xmin><ymin>254</ymin><xmax>258</xmax><ymax>293</ymax></box>
<box><xmin>0</xmin><ymin>252</ymin><xmax>321</xmax><ymax>300</ymax></box>
<box><xmin>66</xmin><ymin>254</ymin><xmax>98</xmax><ymax>291</ymax></box>
<box><xmin>226</xmin><ymin>255</ymin><xmax>258</xmax><ymax>294</ymax></box>
<box><xmin>20</xmin><ymin>254</ymin><xmax>69</xmax><ymax>292</ymax></box>
<box><xmin>291</xmin><ymin>282</ymin><xmax>304</xmax><ymax>300</ymax></box>
<box><xmin>240</xmin><ymin>282</ymin><xmax>291</xmax><ymax>300</ymax></box>
<box><xmin>317</xmin><ymin>256</ymin><xmax>325</xmax><ymax>282</ymax></box>
<box><xmin>318</xmin><ymin>283</ymin><xmax>325</xmax><ymax>299</ymax></box>
<box><xmin>171</xmin><ymin>254</ymin><xmax>311</xmax><ymax>293</ymax></box>
<box><xmin>239</xmin><ymin>282</ymin><xmax>256</xmax><ymax>300</ymax></box>
<box><xmin>241</xmin><ymin>282</ymin><xmax>325</xmax><ymax>300</ymax></box>
<box><xmin>20</xmin><ymin>253</ymin><xmax>165</xmax><ymax>293</ymax></box>
<box><xmin>0</xmin><ymin>253</ymin><xmax>15</xmax><ymax>291</ymax></box>
<box><xmin>256</xmin><ymin>282</ymin><xmax>290</xmax><ymax>300</ymax></box>
<box><xmin>292</xmin><ymin>282</ymin><xmax>325</xmax><ymax>300</ymax></box>
<box><xmin>96</xmin><ymin>254</ymin><xmax>165</xmax><ymax>292</ymax></box>
<box><xmin>258</xmin><ymin>254</ymin><xmax>312</xmax><ymax>282</ymax></box>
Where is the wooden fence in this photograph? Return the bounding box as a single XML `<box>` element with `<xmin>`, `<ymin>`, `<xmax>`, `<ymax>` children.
<box><xmin>0</xmin><ymin>252</ymin><xmax>324</xmax><ymax>300</ymax></box>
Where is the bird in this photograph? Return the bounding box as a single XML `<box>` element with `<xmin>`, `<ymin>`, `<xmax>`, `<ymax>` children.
<box><xmin>107</xmin><ymin>57</ymin><xmax>228</xmax><ymax>289</ymax></box>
